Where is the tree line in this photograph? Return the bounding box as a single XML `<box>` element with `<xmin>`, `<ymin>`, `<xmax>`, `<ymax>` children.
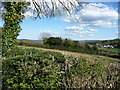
<box><xmin>43</xmin><ymin>37</ymin><xmax>98</xmax><ymax>54</ymax></box>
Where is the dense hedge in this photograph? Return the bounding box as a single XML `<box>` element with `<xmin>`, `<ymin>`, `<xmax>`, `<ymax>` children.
<box><xmin>2</xmin><ymin>47</ymin><xmax>66</xmax><ymax>89</ymax></box>
<box><xmin>2</xmin><ymin>47</ymin><xmax>120</xmax><ymax>89</ymax></box>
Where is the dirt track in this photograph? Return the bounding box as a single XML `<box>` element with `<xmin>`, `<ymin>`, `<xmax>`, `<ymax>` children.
<box><xmin>19</xmin><ymin>46</ymin><xmax>120</xmax><ymax>62</ymax></box>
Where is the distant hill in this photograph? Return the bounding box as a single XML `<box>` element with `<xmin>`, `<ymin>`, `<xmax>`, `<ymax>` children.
<box><xmin>17</xmin><ymin>39</ymin><xmax>42</xmax><ymax>42</ymax></box>
<box><xmin>17</xmin><ymin>38</ymin><xmax>119</xmax><ymax>43</ymax></box>
<box><xmin>17</xmin><ymin>39</ymin><xmax>100</xmax><ymax>42</ymax></box>
<box><xmin>78</xmin><ymin>40</ymin><xmax>101</xmax><ymax>42</ymax></box>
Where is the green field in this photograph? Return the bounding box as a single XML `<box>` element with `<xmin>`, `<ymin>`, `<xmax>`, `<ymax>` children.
<box><xmin>99</xmin><ymin>48</ymin><xmax>120</xmax><ymax>53</ymax></box>
<box><xmin>17</xmin><ymin>39</ymin><xmax>120</xmax><ymax>59</ymax></box>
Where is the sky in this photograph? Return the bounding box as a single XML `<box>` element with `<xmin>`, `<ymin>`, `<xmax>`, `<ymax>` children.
<box><xmin>0</xmin><ymin>1</ymin><xmax>119</xmax><ymax>40</ymax></box>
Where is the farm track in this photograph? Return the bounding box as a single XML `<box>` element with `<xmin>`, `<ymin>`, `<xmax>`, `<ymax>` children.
<box><xmin>18</xmin><ymin>46</ymin><xmax>120</xmax><ymax>62</ymax></box>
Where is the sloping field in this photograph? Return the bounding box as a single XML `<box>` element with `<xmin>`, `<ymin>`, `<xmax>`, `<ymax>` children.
<box><xmin>19</xmin><ymin>45</ymin><xmax>120</xmax><ymax>63</ymax></box>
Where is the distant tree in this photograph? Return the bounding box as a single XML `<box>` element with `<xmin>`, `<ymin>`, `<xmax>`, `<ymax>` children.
<box><xmin>40</xmin><ymin>32</ymin><xmax>52</xmax><ymax>40</ymax></box>
<box><xmin>44</xmin><ymin>37</ymin><xmax>62</xmax><ymax>45</ymax></box>
<box><xmin>63</xmin><ymin>39</ymin><xmax>74</xmax><ymax>47</ymax></box>
<box><xmin>92</xmin><ymin>45</ymin><xmax>98</xmax><ymax>50</ymax></box>
<box><xmin>40</xmin><ymin>32</ymin><xmax>52</xmax><ymax>45</ymax></box>
<box><xmin>73</xmin><ymin>41</ymin><xmax>81</xmax><ymax>48</ymax></box>
<box><xmin>85</xmin><ymin>43</ymin><xmax>91</xmax><ymax>49</ymax></box>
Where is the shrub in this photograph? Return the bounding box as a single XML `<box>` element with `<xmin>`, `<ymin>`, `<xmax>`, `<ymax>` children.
<box><xmin>2</xmin><ymin>47</ymin><xmax>66</xmax><ymax>89</ymax></box>
<box><xmin>2</xmin><ymin>47</ymin><xmax>120</xmax><ymax>89</ymax></box>
<box><xmin>63</xmin><ymin>39</ymin><xmax>74</xmax><ymax>47</ymax></box>
<box><xmin>44</xmin><ymin>37</ymin><xmax>62</xmax><ymax>46</ymax></box>
<box><xmin>65</xmin><ymin>56</ymin><xmax>120</xmax><ymax>88</ymax></box>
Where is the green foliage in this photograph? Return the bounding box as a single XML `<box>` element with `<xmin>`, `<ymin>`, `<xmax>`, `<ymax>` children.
<box><xmin>43</xmin><ymin>38</ymin><xmax>48</xmax><ymax>45</ymax></box>
<box><xmin>65</xmin><ymin>56</ymin><xmax>120</xmax><ymax>88</ymax></box>
<box><xmin>73</xmin><ymin>41</ymin><xmax>81</xmax><ymax>48</ymax></box>
<box><xmin>17</xmin><ymin>39</ymin><xmax>120</xmax><ymax>59</ymax></box>
<box><xmin>44</xmin><ymin>37</ymin><xmax>62</xmax><ymax>46</ymax></box>
<box><xmin>63</xmin><ymin>39</ymin><xmax>75</xmax><ymax>47</ymax></box>
<box><xmin>2</xmin><ymin>47</ymin><xmax>66</xmax><ymax>89</ymax></box>
<box><xmin>2</xmin><ymin>2</ymin><xmax>30</xmax><ymax>55</ymax></box>
<box><xmin>98</xmin><ymin>50</ymin><xmax>120</xmax><ymax>59</ymax></box>
<box><xmin>43</xmin><ymin>37</ymin><xmax>98</xmax><ymax>54</ymax></box>
<box><xmin>87</xmin><ymin>39</ymin><xmax>120</xmax><ymax>58</ymax></box>
<box><xmin>92</xmin><ymin>45</ymin><xmax>98</xmax><ymax>50</ymax></box>
<box><xmin>87</xmin><ymin>39</ymin><xmax>120</xmax><ymax>48</ymax></box>
<box><xmin>2</xmin><ymin>47</ymin><xmax>120</xmax><ymax>89</ymax></box>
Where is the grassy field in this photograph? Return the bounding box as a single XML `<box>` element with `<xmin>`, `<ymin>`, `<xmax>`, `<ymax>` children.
<box><xmin>99</xmin><ymin>48</ymin><xmax>120</xmax><ymax>53</ymax></box>
<box><xmin>19</xmin><ymin>45</ymin><xmax>120</xmax><ymax>63</ymax></box>
<box><xmin>2</xmin><ymin>45</ymin><xmax>120</xmax><ymax>89</ymax></box>
<box><xmin>16</xmin><ymin>39</ymin><xmax>120</xmax><ymax>59</ymax></box>
<box><xmin>17</xmin><ymin>40</ymin><xmax>43</xmax><ymax>47</ymax></box>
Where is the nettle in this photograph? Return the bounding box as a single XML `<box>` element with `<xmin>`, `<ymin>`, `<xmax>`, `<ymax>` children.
<box><xmin>2</xmin><ymin>2</ymin><xmax>30</xmax><ymax>55</ymax></box>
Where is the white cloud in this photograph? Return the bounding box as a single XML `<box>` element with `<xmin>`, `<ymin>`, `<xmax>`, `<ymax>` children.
<box><xmin>65</xmin><ymin>26</ymin><xmax>98</xmax><ymax>38</ymax></box>
<box><xmin>65</xmin><ymin>23</ymin><xmax>99</xmax><ymax>38</ymax></box>
<box><xmin>66</xmin><ymin>26</ymin><xmax>84</xmax><ymax>30</ymax></box>
<box><xmin>23</xmin><ymin>11</ymin><xmax>35</xmax><ymax>19</ymax></box>
<box><xmin>63</xmin><ymin>3</ymin><xmax>118</xmax><ymax>28</ymax></box>
<box><xmin>62</xmin><ymin>3</ymin><xmax>118</xmax><ymax>38</ymax></box>
<box><xmin>39</xmin><ymin>30</ymin><xmax>61</xmax><ymax>37</ymax></box>
<box><xmin>39</xmin><ymin>29</ymin><xmax>94</xmax><ymax>39</ymax></box>
<box><xmin>89</xmin><ymin>29</ymin><xmax>98</xmax><ymax>32</ymax></box>
<box><xmin>116</xmin><ymin>31</ymin><xmax>120</xmax><ymax>35</ymax></box>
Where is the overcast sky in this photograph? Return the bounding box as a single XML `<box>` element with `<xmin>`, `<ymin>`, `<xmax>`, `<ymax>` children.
<box><xmin>0</xmin><ymin>1</ymin><xmax>119</xmax><ymax>40</ymax></box>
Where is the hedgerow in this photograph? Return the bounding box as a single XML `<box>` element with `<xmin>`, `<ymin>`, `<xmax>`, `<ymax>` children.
<box><xmin>2</xmin><ymin>47</ymin><xmax>66</xmax><ymax>89</ymax></box>
<box><xmin>2</xmin><ymin>47</ymin><xmax>120</xmax><ymax>89</ymax></box>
